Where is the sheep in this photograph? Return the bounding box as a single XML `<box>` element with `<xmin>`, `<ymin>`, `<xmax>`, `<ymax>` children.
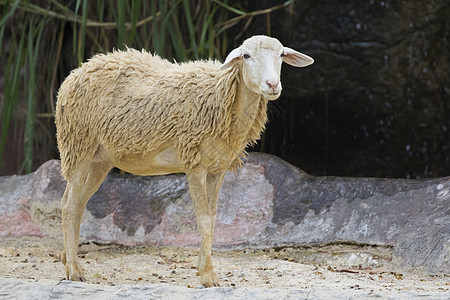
<box><xmin>55</xmin><ymin>35</ymin><xmax>314</xmax><ymax>287</ymax></box>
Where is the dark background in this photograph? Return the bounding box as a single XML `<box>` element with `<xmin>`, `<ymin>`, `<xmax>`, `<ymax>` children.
<box><xmin>1</xmin><ymin>0</ymin><xmax>449</xmax><ymax>179</ymax></box>
<box><xmin>249</xmin><ymin>0</ymin><xmax>449</xmax><ymax>178</ymax></box>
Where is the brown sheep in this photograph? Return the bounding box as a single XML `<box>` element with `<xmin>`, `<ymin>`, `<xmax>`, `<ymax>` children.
<box><xmin>55</xmin><ymin>35</ymin><xmax>314</xmax><ymax>287</ymax></box>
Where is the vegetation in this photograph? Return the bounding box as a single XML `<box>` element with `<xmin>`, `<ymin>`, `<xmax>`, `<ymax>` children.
<box><xmin>0</xmin><ymin>0</ymin><xmax>293</xmax><ymax>174</ymax></box>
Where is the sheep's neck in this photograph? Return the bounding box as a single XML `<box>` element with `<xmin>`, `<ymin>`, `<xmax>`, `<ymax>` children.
<box><xmin>230</xmin><ymin>81</ymin><xmax>261</xmax><ymax>148</ymax></box>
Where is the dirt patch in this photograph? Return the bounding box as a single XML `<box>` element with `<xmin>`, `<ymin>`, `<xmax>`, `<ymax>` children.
<box><xmin>0</xmin><ymin>237</ymin><xmax>448</xmax><ymax>296</ymax></box>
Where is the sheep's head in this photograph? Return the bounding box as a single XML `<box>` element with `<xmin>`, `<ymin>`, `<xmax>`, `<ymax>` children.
<box><xmin>220</xmin><ymin>35</ymin><xmax>314</xmax><ymax>100</ymax></box>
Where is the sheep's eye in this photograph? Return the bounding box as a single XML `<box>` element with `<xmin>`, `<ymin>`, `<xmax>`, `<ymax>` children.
<box><xmin>280</xmin><ymin>52</ymin><xmax>285</xmax><ymax>57</ymax></box>
<box><xmin>243</xmin><ymin>54</ymin><xmax>251</xmax><ymax>59</ymax></box>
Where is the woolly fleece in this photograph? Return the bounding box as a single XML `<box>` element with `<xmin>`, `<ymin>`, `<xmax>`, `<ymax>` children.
<box><xmin>55</xmin><ymin>49</ymin><xmax>268</xmax><ymax>180</ymax></box>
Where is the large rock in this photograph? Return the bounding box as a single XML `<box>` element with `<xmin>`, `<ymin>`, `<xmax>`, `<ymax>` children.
<box><xmin>0</xmin><ymin>153</ymin><xmax>448</xmax><ymax>274</ymax></box>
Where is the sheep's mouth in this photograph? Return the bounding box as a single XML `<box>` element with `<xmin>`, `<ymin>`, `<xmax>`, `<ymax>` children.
<box><xmin>263</xmin><ymin>91</ymin><xmax>281</xmax><ymax>101</ymax></box>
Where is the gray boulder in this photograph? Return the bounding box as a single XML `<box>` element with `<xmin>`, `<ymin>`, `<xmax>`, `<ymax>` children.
<box><xmin>0</xmin><ymin>153</ymin><xmax>448</xmax><ymax>274</ymax></box>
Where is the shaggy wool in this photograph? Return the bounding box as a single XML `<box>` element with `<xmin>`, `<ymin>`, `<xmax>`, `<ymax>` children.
<box><xmin>55</xmin><ymin>49</ymin><xmax>268</xmax><ymax>180</ymax></box>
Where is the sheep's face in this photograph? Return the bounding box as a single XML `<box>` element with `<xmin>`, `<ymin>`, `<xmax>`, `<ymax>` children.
<box><xmin>240</xmin><ymin>38</ymin><xmax>284</xmax><ymax>100</ymax></box>
<box><xmin>221</xmin><ymin>35</ymin><xmax>314</xmax><ymax>101</ymax></box>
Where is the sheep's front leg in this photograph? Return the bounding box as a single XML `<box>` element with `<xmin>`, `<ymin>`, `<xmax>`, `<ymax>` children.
<box><xmin>186</xmin><ymin>169</ymin><xmax>224</xmax><ymax>287</ymax></box>
<box><xmin>206</xmin><ymin>171</ymin><xmax>226</xmax><ymax>244</ymax></box>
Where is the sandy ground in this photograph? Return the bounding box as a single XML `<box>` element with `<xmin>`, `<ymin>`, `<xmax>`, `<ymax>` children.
<box><xmin>0</xmin><ymin>237</ymin><xmax>448</xmax><ymax>299</ymax></box>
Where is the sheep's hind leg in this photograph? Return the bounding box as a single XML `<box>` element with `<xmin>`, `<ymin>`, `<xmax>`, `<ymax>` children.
<box><xmin>62</xmin><ymin>160</ymin><xmax>111</xmax><ymax>281</ymax></box>
<box><xmin>186</xmin><ymin>169</ymin><xmax>222</xmax><ymax>287</ymax></box>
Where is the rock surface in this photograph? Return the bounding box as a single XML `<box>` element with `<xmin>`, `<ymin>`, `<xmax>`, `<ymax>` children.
<box><xmin>1</xmin><ymin>277</ymin><xmax>449</xmax><ymax>300</ymax></box>
<box><xmin>0</xmin><ymin>153</ymin><xmax>448</xmax><ymax>274</ymax></box>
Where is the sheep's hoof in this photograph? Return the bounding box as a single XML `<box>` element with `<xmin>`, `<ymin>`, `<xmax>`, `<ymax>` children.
<box><xmin>200</xmin><ymin>271</ymin><xmax>220</xmax><ymax>288</ymax></box>
<box><xmin>65</xmin><ymin>263</ymin><xmax>85</xmax><ymax>282</ymax></box>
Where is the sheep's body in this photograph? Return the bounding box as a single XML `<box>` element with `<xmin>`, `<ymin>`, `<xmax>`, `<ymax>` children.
<box><xmin>57</xmin><ymin>50</ymin><xmax>267</xmax><ymax>179</ymax></box>
<box><xmin>56</xmin><ymin>35</ymin><xmax>313</xmax><ymax>287</ymax></box>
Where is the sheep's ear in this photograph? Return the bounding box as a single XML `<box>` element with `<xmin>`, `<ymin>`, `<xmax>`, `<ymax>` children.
<box><xmin>220</xmin><ymin>47</ymin><xmax>242</xmax><ymax>70</ymax></box>
<box><xmin>282</xmin><ymin>47</ymin><xmax>314</xmax><ymax>67</ymax></box>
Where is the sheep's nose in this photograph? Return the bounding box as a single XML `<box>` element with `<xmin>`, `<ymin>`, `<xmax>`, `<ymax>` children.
<box><xmin>266</xmin><ymin>80</ymin><xmax>279</xmax><ymax>90</ymax></box>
